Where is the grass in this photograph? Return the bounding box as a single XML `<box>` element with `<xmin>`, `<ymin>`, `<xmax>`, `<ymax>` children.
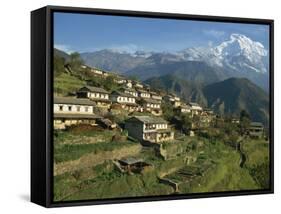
<box><xmin>53</xmin><ymin>130</ymin><xmax>270</xmax><ymax>202</ymax></box>
<box><xmin>242</xmin><ymin>138</ymin><xmax>270</xmax><ymax>189</ymax></box>
<box><xmin>54</xmin><ymin>129</ymin><xmax>135</xmax><ymax>163</ymax></box>
<box><xmin>54</xmin><ymin>141</ymin><xmax>135</xmax><ymax>163</ymax></box>
<box><xmin>62</xmin><ymin>170</ymin><xmax>173</xmax><ymax>201</ymax></box>
<box><xmin>54</xmin><ymin>73</ymin><xmax>85</xmax><ymax>95</ymax></box>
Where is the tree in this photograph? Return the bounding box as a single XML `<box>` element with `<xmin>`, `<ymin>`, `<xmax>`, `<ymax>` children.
<box><xmin>53</xmin><ymin>55</ymin><xmax>65</xmax><ymax>77</ymax></box>
<box><xmin>69</xmin><ymin>52</ymin><xmax>84</xmax><ymax>71</ymax></box>
<box><xmin>103</xmin><ymin>75</ymin><xmax>116</xmax><ymax>91</ymax></box>
<box><xmin>239</xmin><ymin>110</ymin><xmax>251</xmax><ymax>135</ymax></box>
<box><xmin>180</xmin><ymin>114</ymin><xmax>192</xmax><ymax>131</ymax></box>
<box><xmin>161</xmin><ymin>102</ymin><xmax>174</xmax><ymax>122</ymax></box>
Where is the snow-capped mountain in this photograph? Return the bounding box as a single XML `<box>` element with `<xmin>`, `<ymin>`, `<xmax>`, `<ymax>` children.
<box><xmin>79</xmin><ymin>33</ymin><xmax>269</xmax><ymax>91</ymax></box>
<box><xmin>179</xmin><ymin>33</ymin><xmax>269</xmax><ymax>74</ymax></box>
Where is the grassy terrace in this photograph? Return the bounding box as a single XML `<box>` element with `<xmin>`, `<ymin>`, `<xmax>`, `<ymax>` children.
<box><xmin>242</xmin><ymin>139</ymin><xmax>270</xmax><ymax>189</ymax></box>
<box><xmin>54</xmin><ymin>73</ymin><xmax>85</xmax><ymax>95</ymax></box>
<box><xmin>54</xmin><ymin>129</ymin><xmax>134</xmax><ymax>163</ymax></box>
<box><xmin>53</xmin><ymin>127</ymin><xmax>270</xmax><ymax>201</ymax></box>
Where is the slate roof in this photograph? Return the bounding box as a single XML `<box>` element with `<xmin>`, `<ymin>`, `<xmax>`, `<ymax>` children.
<box><xmin>111</xmin><ymin>91</ymin><xmax>136</xmax><ymax>98</ymax></box>
<box><xmin>78</xmin><ymin>86</ymin><xmax>109</xmax><ymax>94</ymax></box>
<box><xmin>54</xmin><ymin>113</ymin><xmax>102</xmax><ymax>119</ymax></box>
<box><xmin>142</xmin><ymin>98</ymin><xmax>161</xmax><ymax>104</ymax></box>
<box><xmin>127</xmin><ymin>116</ymin><xmax>168</xmax><ymax>124</ymax></box>
<box><xmin>118</xmin><ymin>157</ymin><xmax>144</xmax><ymax>165</ymax></box>
<box><xmin>54</xmin><ymin>97</ymin><xmax>96</xmax><ymax>106</ymax></box>
<box><xmin>188</xmin><ymin>102</ymin><xmax>201</xmax><ymax>107</ymax></box>
<box><xmin>250</xmin><ymin>122</ymin><xmax>264</xmax><ymax>127</ymax></box>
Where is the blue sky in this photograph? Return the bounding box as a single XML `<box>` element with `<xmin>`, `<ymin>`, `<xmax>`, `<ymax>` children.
<box><xmin>54</xmin><ymin>12</ymin><xmax>269</xmax><ymax>54</ymax></box>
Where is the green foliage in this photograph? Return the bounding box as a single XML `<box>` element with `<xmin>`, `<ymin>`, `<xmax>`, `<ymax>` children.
<box><xmin>69</xmin><ymin>52</ymin><xmax>84</xmax><ymax>71</ymax></box>
<box><xmin>54</xmin><ymin>73</ymin><xmax>86</xmax><ymax>95</ymax></box>
<box><xmin>243</xmin><ymin>139</ymin><xmax>270</xmax><ymax>189</ymax></box>
<box><xmin>239</xmin><ymin>110</ymin><xmax>251</xmax><ymax>135</ymax></box>
<box><xmin>53</xmin><ymin>55</ymin><xmax>66</xmax><ymax>77</ymax></box>
<box><xmin>161</xmin><ymin>102</ymin><xmax>174</xmax><ymax>122</ymax></box>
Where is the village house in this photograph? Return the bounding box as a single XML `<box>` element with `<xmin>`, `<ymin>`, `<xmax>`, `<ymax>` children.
<box><xmin>150</xmin><ymin>91</ymin><xmax>162</xmax><ymax>101</ymax></box>
<box><xmin>77</xmin><ymin>86</ymin><xmax>111</xmax><ymax>109</ymax></box>
<box><xmin>248</xmin><ymin>122</ymin><xmax>264</xmax><ymax>138</ymax></box>
<box><xmin>110</xmin><ymin>91</ymin><xmax>138</xmax><ymax>112</ymax></box>
<box><xmin>125</xmin><ymin>116</ymin><xmax>174</xmax><ymax>143</ymax></box>
<box><xmin>163</xmin><ymin>94</ymin><xmax>181</xmax><ymax>107</ymax></box>
<box><xmin>175</xmin><ymin>104</ymin><xmax>192</xmax><ymax>114</ymax></box>
<box><xmin>53</xmin><ymin>97</ymin><xmax>100</xmax><ymax>129</ymax></box>
<box><xmin>132</xmin><ymin>81</ymin><xmax>144</xmax><ymax>89</ymax></box>
<box><xmin>188</xmin><ymin>102</ymin><xmax>203</xmax><ymax>116</ymax></box>
<box><xmin>140</xmin><ymin>98</ymin><xmax>162</xmax><ymax>116</ymax></box>
<box><xmin>90</xmin><ymin>67</ymin><xmax>109</xmax><ymax>78</ymax></box>
<box><xmin>137</xmin><ymin>89</ymin><xmax>151</xmax><ymax>99</ymax></box>
<box><xmin>114</xmin><ymin>75</ymin><xmax>127</xmax><ymax>84</ymax></box>
<box><xmin>120</xmin><ymin>87</ymin><xmax>138</xmax><ymax>97</ymax></box>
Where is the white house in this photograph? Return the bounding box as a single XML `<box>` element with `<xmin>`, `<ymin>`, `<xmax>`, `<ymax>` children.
<box><xmin>137</xmin><ymin>89</ymin><xmax>151</xmax><ymax>99</ymax></box>
<box><xmin>150</xmin><ymin>91</ymin><xmax>162</xmax><ymax>101</ymax></box>
<box><xmin>163</xmin><ymin>94</ymin><xmax>181</xmax><ymax>107</ymax></box>
<box><xmin>176</xmin><ymin>105</ymin><xmax>192</xmax><ymax>114</ymax></box>
<box><xmin>77</xmin><ymin>86</ymin><xmax>111</xmax><ymax>108</ymax></box>
<box><xmin>110</xmin><ymin>91</ymin><xmax>138</xmax><ymax>111</ymax></box>
<box><xmin>140</xmin><ymin>98</ymin><xmax>162</xmax><ymax>116</ymax></box>
<box><xmin>53</xmin><ymin>97</ymin><xmax>100</xmax><ymax>129</ymax></box>
<box><xmin>125</xmin><ymin>116</ymin><xmax>174</xmax><ymax>143</ymax></box>
<box><xmin>188</xmin><ymin>102</ymin><xmax>203</xmax><ymax>116</ymax></box>
<box><xmin>120</xmin><ymin>87</ymin><xmax>138</xmax><ymax>97</ymax></box>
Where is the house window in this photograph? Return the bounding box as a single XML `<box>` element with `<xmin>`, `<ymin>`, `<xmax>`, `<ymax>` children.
<box><xmin>85</xmin><ymin>106</ymin><xmax>89</xmax><ymax>112</ymax></box>
<box><xmin>59</xmin><ymin>105</ymin><xmax>63</xmax><ymax>111</ymax></box>
<box><xmin>68</xmin><ymin>106</ymin><xmax>72</xmax><ymax>111</ymax></box>
<box><xmin>77</xmin><ymin>106</ymin><xmax>81</xmax><ymax>112</ymax></box>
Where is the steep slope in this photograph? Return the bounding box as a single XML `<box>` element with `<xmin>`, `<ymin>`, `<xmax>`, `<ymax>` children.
<box><xmin>54</xmin><ymin>48</ymin><xmax>70</xmax><ymax>61</ymax></box>
<box><xmin>203</xmin><ymin>78</ymin><xmax>269</xmax><ymax>125</ymax></box>
<box><xmin>144</xmin><ymin>74</ymin><xmax>208</xmax><ymax>106</ymax></box>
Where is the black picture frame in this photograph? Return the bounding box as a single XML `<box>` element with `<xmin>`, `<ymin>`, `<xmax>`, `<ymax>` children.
<box><xmin>31</xmin><ymin>5</ymin><xmax>274</xmax><ymax>208</ymax></box>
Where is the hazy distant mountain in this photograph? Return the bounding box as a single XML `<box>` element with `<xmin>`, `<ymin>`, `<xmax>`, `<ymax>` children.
<box><xmin>79</xmin><ymin>34</ymin><xmax>269</xmax><ymax>91</ymax></box>
<box><xmin>80</xmin><ymin>49</ymin><xmax>146</xmax><ymax>73</ymax></box>
<box><xmin>144</xmin><ymin>74</ymin><xmax>208</xmax><ymax>106</ymax></box>
<box><xmin>145</xmin><ymin>76</ymin><xmax>269</xmax><ymax>125</ymax></box>
<box><xmin>203</xmin><ymin>77</ymin><xmax>269</xmax><ymax>125</ymax></box>
<box><xmin>132</xmin><ymin>60</ymin><xmax>226</xmax><ymax>85</ymax></box>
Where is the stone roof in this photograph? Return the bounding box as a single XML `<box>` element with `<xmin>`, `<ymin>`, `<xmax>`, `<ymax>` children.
<box><xmin>118</xmin><ymin>157</ymin><xmax>144</xmax><ymax>165</ymax></box>
<box><xmin>111</xmin><ymin>91</ymin><xmax>136</xmax><ymax>98</ymax></box>
<box><xmin>54</xmin><ymin>113</ymin><xmax>101</xmax><ymax>119</ymax></box>
<box><xmin>250</xmin><ymin>122</ymin><xmax>264</xmax><ymax>127</ymax></box>
<box><xmin>78</xmin><ymin>86</ymin><xmax>109</xmax><ymax>94</ymax></box>
<box><xmin>188</xmin><ymin>102</ymin><xmax>201</xmax><ymax>107</ymax></box>
<box><xmin>179</xmin><ymin>105</ymin><xmax>191</xmax><ymax>109</ymax></box>
<box><xmin>137</xmin><ymin>89</ymin><xmax>150</xmax><ymax>93</ymax></box>
<box><xmin>120</xmin><ymin>87</ymin><xmax>137</xmax><ymax>92</ymax></box>
<box><xmin>54</xmin><ymin>97</ymin><xmax>96</xmax><ymax>106</ymax></box>
<box><xmin>127</xmin><ymin>116</ymin><xmax>168</xmax><ymax>124</ymax></box>
<box><xmin>142</xmin><ymin>98</ymin><xmax>161</xmax><ymax>104</ymax></box>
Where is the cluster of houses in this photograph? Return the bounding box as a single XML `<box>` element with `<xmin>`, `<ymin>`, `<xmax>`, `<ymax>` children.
<box><xmin>54</xmin><ymin>65</ymin><xmax>265</xmax><ymax>142</ymax></box>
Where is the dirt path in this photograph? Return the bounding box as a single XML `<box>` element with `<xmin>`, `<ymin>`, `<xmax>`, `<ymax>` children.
<box><xmin>54</xmin><ymin>144</ymin><xmax>142</xmax><ymax>176</ymax></box>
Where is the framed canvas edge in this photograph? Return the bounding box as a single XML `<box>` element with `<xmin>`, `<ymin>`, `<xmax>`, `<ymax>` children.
<box><xmin>33</xmin><ymin>5</ymin><xmax>274</xmax><ymax>208</ymax></box>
